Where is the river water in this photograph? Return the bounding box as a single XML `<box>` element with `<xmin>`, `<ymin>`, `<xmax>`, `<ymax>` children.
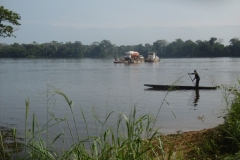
<box><xmin>0</xmin><ymin>58</ymin><xmax>239</xmax><ymax>141</ymax></box>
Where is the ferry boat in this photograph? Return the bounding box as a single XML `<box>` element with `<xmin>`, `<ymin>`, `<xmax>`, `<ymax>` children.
<box><xmin>145</xmin><ymin>52</ymin><xmax>160</xmax><ymax>62</ymax></box>
<box><xmin>113</xmin><ymin>51</ymin><xmax>145</xmax><ymax>63</ymax></box>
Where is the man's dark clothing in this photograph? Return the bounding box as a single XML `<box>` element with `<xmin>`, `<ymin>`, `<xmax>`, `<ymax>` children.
<box><xmin>193</xmin><ymin>72</ymin><xmax>200</xmax><ymax>87</ymax></box>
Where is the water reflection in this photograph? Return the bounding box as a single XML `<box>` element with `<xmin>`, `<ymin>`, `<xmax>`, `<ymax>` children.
<box><xmin>193</xmin><ymin>89</ymin><xmax>200</xmax><ymax>107</ymax></box>
<box><xmin>144</xmin><ymin>88</ymin><xmax>201</xmax><ymax>108</ymax></box>
<box><xmin>0</xmin><ymin>126</ymin><xmax>24</xmax><ymax>159</ymax></box>
<box><xmin>188</xmin><ymin>89</ymin><xmax>200</xmax><ymax>110</ymax></box>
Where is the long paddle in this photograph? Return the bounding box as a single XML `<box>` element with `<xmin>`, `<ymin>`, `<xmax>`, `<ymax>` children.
<box><xmin>188</xmin><ymin>73</ymin><xmax>195</xmax><ymax>86</ymax></box>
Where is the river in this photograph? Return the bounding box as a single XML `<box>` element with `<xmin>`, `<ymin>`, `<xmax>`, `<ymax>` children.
<box><xmin>0</xmin><ymin>58</ymin><xmax>239</xmax><ymax>141</ymax></box>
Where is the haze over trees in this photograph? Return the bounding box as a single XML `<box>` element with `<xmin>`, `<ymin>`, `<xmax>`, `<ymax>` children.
<box><xmin>0</xmin><ymin>6</ymin><xmax>240</xmax><ymax>58</ymax></box>
<box><xmin>0</xmin><ymin>7</ymin><xmax>239</xmax><ymax>58</ymax></box>
<box><xmin>0</xmin><ymin>37</ymin><xmax>240</xmax><ymax>58</ymax></box>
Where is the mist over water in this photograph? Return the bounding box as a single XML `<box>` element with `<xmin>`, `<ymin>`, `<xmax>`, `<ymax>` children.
<box><xmin>0</xmin><ymin>58</ymin><xmax>239</xmax><ymax>138</ymax></box>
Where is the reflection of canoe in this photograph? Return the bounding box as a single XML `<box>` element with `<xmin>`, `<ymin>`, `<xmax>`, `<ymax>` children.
<box><xmin>144</xmin><ymin>84</ymin><xmax>217</xmax><ymax>90</ymax></box>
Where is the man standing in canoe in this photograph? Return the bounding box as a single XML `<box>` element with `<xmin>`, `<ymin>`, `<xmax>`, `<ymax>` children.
<box><xmin>189</xmin><ymin>70</ymin><xmax>200</xmax><ymax>87</ymax></box>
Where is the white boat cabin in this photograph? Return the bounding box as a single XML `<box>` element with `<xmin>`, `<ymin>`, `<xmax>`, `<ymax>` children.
<box><xmin>147</xmin><ymin>52</ymin><xmax>157</xmax><ymax>60</ymax></box>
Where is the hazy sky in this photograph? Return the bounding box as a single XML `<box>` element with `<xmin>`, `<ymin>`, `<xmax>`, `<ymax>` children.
<box><xmin>1</xmin><ymin>0</ymin><xmax>240</xmax><ymax>46</ymax></box>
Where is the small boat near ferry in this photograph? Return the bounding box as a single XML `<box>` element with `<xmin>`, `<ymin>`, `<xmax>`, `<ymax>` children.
<box><xmin>113</xmin><ymin>60</ymin><xmax>126</xmax><ymax>63</ymax></box>
<box><xmin>113</xmin><ymin>56</ymin><xmax>126</xmax><ymax>63</ymax></box>
<box><xmin>145</xmin><ymin>52</ymin><xmax>160</xmax><ymax>62</ymax></box>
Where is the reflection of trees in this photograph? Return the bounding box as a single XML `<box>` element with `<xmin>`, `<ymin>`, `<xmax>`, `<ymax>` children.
<box><xmin>0</xmin><ymin>126</ymin><xmax>24</xmax><ymax>159</ymax></box>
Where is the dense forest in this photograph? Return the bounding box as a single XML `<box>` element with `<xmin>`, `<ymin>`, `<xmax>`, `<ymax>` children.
<box><xmin>0</xmin><ymin>37</ymin><xmax>240</xmax><ymax>58</ymax></box>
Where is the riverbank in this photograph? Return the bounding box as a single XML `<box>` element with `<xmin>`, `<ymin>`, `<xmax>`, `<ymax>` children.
<box><xmin>153</xmin><ymin>126</ymin><xmax>220</xmax><ymax>159</ymax></box>
<box><xmin>0</xmin><ymin>126</ymin><xmax>230</xmax><ymax>160</ymax></box>
<box><xmin>150</xmin><ymin>85</ymin><xmax>240</xmax><ymax>159</ymax></box>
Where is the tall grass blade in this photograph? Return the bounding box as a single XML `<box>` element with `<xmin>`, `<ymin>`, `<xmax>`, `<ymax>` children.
<box><xmin>25</xmin><ymin>98</ymin><xmax>30</xmax><ymax>157</ymax></box>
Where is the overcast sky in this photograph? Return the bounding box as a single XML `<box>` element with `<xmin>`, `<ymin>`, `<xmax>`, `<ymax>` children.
<box><xmin>1</xmin><ymin>0</ymin><xmax>240</xmax><ymax>46</ymax></box>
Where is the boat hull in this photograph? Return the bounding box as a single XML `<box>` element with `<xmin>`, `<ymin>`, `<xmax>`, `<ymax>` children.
<box><xmin>113</xmin><ymin>60</ymin><xmax>126</xmax><ymax>63</ymax></box>
<box><xmin>144</xmin><ymin>84</ymin><xmax>217</xmax><ymax>90</ymax></box>
<box><xmin>145</xmin><ymin>59</ymin><xmax>160</xmax><ymax>62</ymax></box>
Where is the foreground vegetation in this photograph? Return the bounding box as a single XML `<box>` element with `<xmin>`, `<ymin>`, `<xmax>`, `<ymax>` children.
<box><xmin>1</xmin><ymin>37</ymin><xmax>240</xmax><ymax>58</ymax></box>
<box><xmin>1</xmin><ymin>83</ymin><xmax>240</xmax><ymax>159</ymax></box>
<box><xmin>172</xmin><ymin>82</ymin><xmax>240</xmax><ymax>159</ymax></box>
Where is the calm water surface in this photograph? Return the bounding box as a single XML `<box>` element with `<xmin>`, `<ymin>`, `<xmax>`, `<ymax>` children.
<box><xmin>0</xmin><ymin>58</ymin><xmax>240</xmax><ymax>139</ymax></box>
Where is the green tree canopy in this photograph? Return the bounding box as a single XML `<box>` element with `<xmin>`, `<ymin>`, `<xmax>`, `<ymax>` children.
<box><xmin>0</xmin><ymin>6</ymin><xmax>21</xmax><ymax>38</ymax></box>
<box><xmin>1</xmin><ymin>38</ymin><xmax>240</xmax><ymax>58</ymax></box>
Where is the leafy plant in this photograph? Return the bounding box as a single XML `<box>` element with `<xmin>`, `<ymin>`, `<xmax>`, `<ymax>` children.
<box><xmin>0</xmin><ymin>6</ymin><xmax>21</xmax><ymax>38</ymax></box>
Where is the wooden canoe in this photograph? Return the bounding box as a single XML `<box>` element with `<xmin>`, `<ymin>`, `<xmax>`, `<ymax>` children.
<box><xmin>113</xmin><ymin>60</ymin><xmax>126</xmax><ymax>63</ymax></box>
<box><xmin>144</xmin><ymin>84</ymin><xmax>217</xmax><ymax>90</ymax></box>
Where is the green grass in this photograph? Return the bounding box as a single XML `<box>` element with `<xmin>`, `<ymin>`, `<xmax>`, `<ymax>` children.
<box><xmin>3</xmin><ymin>80</ymin><xmax>240</xmax><ymax>159</ymax></box>
<box><xmin>0</xmin><ymin>127</ymin><xmax>24</xmax><ymax>160</ymax></box>
<box><xmin>197</xmin><ymin>81</ymin><xmax>240</xmax><ymax>159</ymax></box>
<box><xmin>16</xmin><ymin>90</ymin><xmax>168</xmax><ymax>160</ymax></box>
<box><xmin>13</xmin><ymin>84</ymin><xmax>185</xmax><ymax>160</ymax></box>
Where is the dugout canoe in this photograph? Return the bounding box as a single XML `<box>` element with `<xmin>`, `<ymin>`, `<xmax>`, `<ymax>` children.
<box><xmin>144</xmin><ymin>84</ymin><xmax>217</xmax><ymax>90</ymax></box>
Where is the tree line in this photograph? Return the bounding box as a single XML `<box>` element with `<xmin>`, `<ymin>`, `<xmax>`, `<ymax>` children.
<box><xmin>1</xmin><ymin>7</ymin><xmax>240</xmax><ymax>58</ymax></box>
<box><xmin>0</xmin><ymin>37</ymin><xmax>240</xmax><ymax>58</ymax></box>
